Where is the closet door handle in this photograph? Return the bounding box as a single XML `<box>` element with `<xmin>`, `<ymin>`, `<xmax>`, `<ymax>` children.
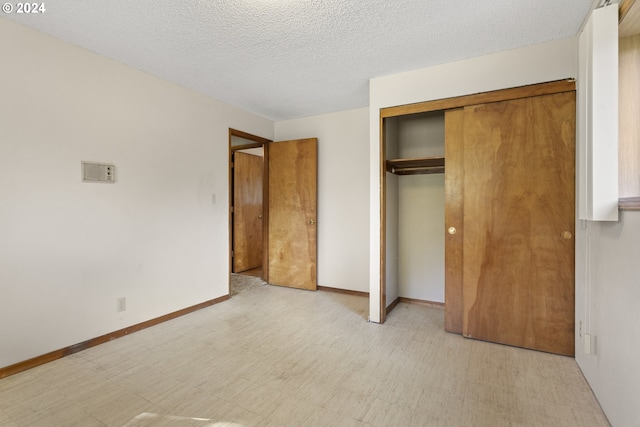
<box><xmin>448</xmin><ymin>226</ymin><xmax>457</xmax><ymax>235</ymax></box>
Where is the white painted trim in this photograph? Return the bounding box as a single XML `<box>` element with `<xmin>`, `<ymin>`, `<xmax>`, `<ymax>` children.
<box><xmin>578</xmin><ymin>4</ymin><xmax>619</xmax><ymax>221</ymax></box>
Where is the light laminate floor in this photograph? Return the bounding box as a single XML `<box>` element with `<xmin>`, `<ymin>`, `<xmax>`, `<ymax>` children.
<box><xmin>0</xmin><ymin>285</ymin><xmax>609</xmax><ymax>426</ymax></box>
<box><xmin>230</xmin><ymin>274</ymin><xmax>266</xmax><ymax>296</ymax></box>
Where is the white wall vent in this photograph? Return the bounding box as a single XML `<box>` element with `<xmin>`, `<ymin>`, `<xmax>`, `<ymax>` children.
<box><xmin>82</xmin><ymin>162</ymin><xmax>115</xmax><ymax>183</ymax></box>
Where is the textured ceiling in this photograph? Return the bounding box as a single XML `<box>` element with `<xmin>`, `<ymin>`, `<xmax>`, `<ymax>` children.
<box><xmin>3</xmin><ymin>0</ymin><xmax>597</xmax><ymax>121</ymax></box>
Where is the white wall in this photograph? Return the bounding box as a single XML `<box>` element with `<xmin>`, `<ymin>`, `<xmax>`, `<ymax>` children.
<box><xmin>397</xmin><ymin>174</ymin><xmax>444</xmax><ymax>302</ymax></box>
<box><xmin>397</xmin><ymin>113</ymin><xmax>445</xmax><ymax>303</ymax></box>
<box><xmin>575</xmin><ymin>215</ymin><xmax>640</xmax><ymax>427</ymax></box>
<box><xmin>274</xmin><ymin>108</ymin><xmax>370</xmax><ymax>293</ymax></box>
<box><xmin>574</xmin><ymin>9</ymin><xmax>640</xmax><ymax>423</ymax></box>
<box><xmin>369</xmin><ymin>37</ymin><xmax>579</xmax><ymax>322</ymax></box>
<box><xmin>0</xmin><ymin>19</ymin><xmax>273</xmax><ymax>369</ymax></box>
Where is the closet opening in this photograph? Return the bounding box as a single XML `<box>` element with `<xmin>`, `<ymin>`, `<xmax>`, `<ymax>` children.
<box><xmin>382</xmin><ymin>111</ymin><xmax>446</xmax><ymax>321</ymax></box>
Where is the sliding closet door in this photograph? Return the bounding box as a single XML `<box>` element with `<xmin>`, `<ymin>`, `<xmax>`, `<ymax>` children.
<box><xmin>462</xmin><ymin>91</ymin><xmax>576</xmax><ymax>356</ymax></box>
<box><xmin>444</xmin><ymin>108</ymin><xmax>464</xmax><ymax>334</ymax></box>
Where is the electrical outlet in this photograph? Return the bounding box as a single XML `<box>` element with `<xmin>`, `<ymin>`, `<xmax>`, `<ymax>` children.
<box><xmin>579</xmin><ymin>320</ymin><xmax>583</xmax><ymax>338</ymax></box>
<box><xmin>117</xmin><ymin>297</ymin><xmax>126</xmax><ymax>312</ymax></box>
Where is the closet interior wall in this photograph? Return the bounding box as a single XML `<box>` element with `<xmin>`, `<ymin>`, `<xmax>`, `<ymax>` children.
<box><xmin>385</xmin><ymin>118</ymin><xmax>399</xmax><ymax>307</ymax></box>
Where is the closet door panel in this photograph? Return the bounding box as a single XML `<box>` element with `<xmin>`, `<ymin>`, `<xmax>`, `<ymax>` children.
<box><xmin>462</xmin><ymin>91</ymin><xmax>575</xmax><ymax>356</ymax></box>
<box><xmin>444</xmin><ymin>108</ymin><xmax>464</xmax><ymax>334</ymax></box>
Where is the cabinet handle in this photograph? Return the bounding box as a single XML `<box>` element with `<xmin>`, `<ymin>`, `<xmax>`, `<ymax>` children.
<box><xmin>448</xmin><ymin>227</ymin><xmax>457</xmax><ymax>235</ymax></box>
<box><xmin>561</xmin><ymin>231</ymin><xmax>572</xmax><ymax>240</ymax></box>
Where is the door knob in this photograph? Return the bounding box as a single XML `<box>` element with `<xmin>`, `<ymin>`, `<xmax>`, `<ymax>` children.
<box><xmin>307</xmin><ymin>219</ymin><xmax>316</xmax><ymax>225</ymax></box>
<box><xmin>448</xmin><ymin>226</ymin><xmax>457</xmax><ymax>235</ymax></box>
<box><xmin>561</xmin><ymin>231</ymin><xmax>572</xmax><ymax>240</ymax></box>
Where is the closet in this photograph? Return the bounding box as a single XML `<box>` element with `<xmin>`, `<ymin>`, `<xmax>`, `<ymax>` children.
<box><xmin>381</xmin><ymin>80</ymin><xmax>576</xmax><ymax>357</ymax></box>
<box><xmin>384</xmin><ymin>111</ymin><xmax>446</xmax><ymax>308</ymax></box>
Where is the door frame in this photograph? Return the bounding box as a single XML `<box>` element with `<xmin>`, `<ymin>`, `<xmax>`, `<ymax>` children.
<box><xmin>377</xmin><ymin>80</ymin><xmax>576</xmax><ymax>324</ymax></box>
<box><xmin>229</xmin><ymin>129</ymin><xmax>272</xmax><ymax>291</ymax></box>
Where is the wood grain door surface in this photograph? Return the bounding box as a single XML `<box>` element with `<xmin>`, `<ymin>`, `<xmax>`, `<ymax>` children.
<box><xmin>233</xmin><ymin>152</ymin><xmax>264</xmax><ymax>273</ymax></box>
<box><xmin>444</xmin><ymin>108</ymin><xmax>465</xmax><ymax>334</ymax></box>
<box><xmin>461</xmin><ymin>91</ymin><xmax>576</xmax><ymax>356</ymax></box>
<box><xmin>267</xmin><ymin>138</ymin><xmax>318</xmax><ymax>290</ymax></box>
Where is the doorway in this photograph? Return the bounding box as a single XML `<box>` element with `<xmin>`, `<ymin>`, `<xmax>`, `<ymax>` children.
<box><xmin>229</xmin><ymin>129</ymin><xmax>319</xmax><ymax>296</ymax></box>
<box><xmin>229</xmin><ymin>129</ymin><xmax>271</xmax><ymax>296</ymax></box>
<box><xmin>233</xmin><ymin>149</ymin><xmax>264</xmax><ymax>275</ymax></box>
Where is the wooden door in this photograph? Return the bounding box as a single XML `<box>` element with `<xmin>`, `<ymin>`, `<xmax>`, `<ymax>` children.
<box><xmin>444</xmin><ymin>108</ymin><xmax>465</xmax><ymax>334</ymax></box>
<box><xmin>233</xmin><ymin>152</ymin><xmax>264</xmax><ymax>273</ymax></box>
<box><xmin>267</xmin><ymin>138</ymin><xmax>318</xmax><ymax>290</ymax></box>
<box><xmin>462</xmin><ymin>91</ymin><xmax>575</xmax><ymax>356</ymax></box>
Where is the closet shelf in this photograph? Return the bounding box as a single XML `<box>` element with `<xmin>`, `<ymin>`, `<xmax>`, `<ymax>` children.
<box><xmin>386</xmin><ymin>157</ymin><xmax>445</xmax><ymax>175</ymax></box>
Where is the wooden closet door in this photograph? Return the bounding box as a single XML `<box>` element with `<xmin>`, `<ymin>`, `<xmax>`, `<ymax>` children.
<box><xmin>444</xmin><ymin>108</ymin><xmax>465</xmax><ymax>334</ymax></box>
<box><xmin>462</xmin><ymin>91</ymin><xmax>575</xmax><ymax>356</ymax></box>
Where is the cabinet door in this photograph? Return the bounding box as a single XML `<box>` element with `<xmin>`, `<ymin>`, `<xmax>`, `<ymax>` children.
<box><xmin>462</xmin><ymin>91</ymin><xmax>575</xmax><ymax>356</ymax></box>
